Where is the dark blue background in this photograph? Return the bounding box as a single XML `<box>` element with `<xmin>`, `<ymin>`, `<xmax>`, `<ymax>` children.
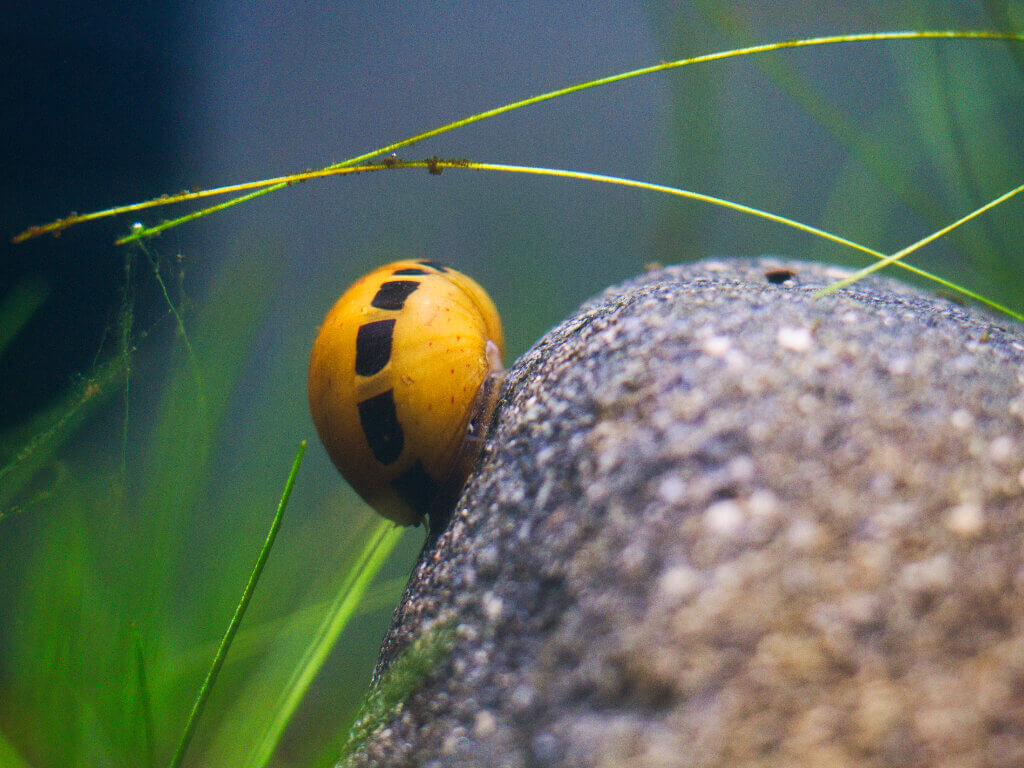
<box><xmin>4</xmin><ymin>2</ymin><xmax>190</xmax><ymax>427</ymax></box>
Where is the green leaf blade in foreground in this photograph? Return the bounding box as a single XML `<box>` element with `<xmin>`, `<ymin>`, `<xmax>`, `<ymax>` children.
<box><xmin>245</xmin><ymin>519</ymin><xmax>405</xmax><ymax>768</ymax></box>
<box><xmin>167</xmin><ymin>440</ymin><xmax>306</xmax><ymax>768</ymax></box>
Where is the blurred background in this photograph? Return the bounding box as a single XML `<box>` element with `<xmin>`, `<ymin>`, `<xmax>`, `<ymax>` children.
<box><xmin>3</xmin><ymin>2</ymin><xmax>1023</xmax><ymax>767</ymax></box>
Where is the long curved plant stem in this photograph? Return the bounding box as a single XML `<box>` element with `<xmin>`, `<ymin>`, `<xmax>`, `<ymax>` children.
<box><xmin>113</xmin><ymin>157</ymin><xmax>1024</xmax><ymax>321</ymax></box>
<box><xmin>817</xmin><ymin>181</ymin><xmax>1024</xmax><ymax>300</ymax></box>
<box><xmin>12</xmin><ymin>30</ymin><xmax>1023</xmax><ymax>244</ymax></box>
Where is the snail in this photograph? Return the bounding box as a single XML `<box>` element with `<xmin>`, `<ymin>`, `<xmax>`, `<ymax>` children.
<box><xmin>308</xmin><ymin>259</ymin><xmax>505</xmax><ymax>527</ymax></box>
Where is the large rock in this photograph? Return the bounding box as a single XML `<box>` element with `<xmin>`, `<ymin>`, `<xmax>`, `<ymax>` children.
<box><xmin>344</xmin><ymin>258</ymin><xmax>1024</xmax><ymax>768</ymax></box>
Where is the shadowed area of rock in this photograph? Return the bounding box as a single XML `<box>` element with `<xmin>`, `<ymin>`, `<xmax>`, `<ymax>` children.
<box><xmin>344</xmin><ymin>258</ymin><xmax>1024</xmax><ymax>768</ymax></box>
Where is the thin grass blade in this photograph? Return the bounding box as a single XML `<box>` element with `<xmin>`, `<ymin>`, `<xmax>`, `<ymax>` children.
<box><xmin>13</xmin><ymin>30</ymin><xmax>1022</xmax><ymax>244</ymax></box>
<box><xmin>246</xmin><ymin>518</ymin><xmax>405</xmax><ymax>768</ymax></box>
<box><xmin>167</xmin><ymin>441</ymin><xmax>306</xmax><ymax>768</ymax></box>
<box><xmin>0</xmin><ymin>280</ymin><xmax>48</xmax><ymax>357</ymax></box>
<box><xmin>817</xmin><ymin>180</ymin><xmax>1024</xmax><ymax>310</ymax></box>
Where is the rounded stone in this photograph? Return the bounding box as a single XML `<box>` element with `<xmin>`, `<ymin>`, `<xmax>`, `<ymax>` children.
<box><xmin>343</xmin><ymin>258</ymin><xmax>1024</xmax><ymax>768</ymax></box>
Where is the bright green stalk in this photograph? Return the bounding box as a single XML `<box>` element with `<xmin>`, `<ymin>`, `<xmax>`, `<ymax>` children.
<box><xmin>168</xmin><ymin>441</ymin><xmax>306</xmax><ymax>768</ymax></box>
<box><xmin>14</xmin><ymin>30</ymin><xmax>1022</xmax><ymax>245</ymax></box>
<box><xmin>247</xmin><ymin>519</ymin><xmax>404</xmax><ymax>768</ymax></box>
<box><xmin>818</xmin><ymin>180</ymin><xmax>1024</xmax><ymax>301</ymax></box>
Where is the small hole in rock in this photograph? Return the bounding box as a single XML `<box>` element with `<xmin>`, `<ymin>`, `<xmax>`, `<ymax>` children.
<box><xmin>765</xmin><ymin>268</ymin><xmax>796</xmax><ymax>285</ymax></box>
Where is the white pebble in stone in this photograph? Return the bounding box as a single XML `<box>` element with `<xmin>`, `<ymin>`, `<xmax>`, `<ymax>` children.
<box><xmin>658</xmin><ymin>475</ymin><xmax>687</xmax><ymax>505</ymax></box>
<box><xmin>949</xmin><ymin>409</ymin><xmax>974</xmax><ymax>430</ymax></box>
<box><xmin>887</xmin><ymin>356</ymin><xmax>911</xmax><ymax>376</ymax></box>
<box><xmin>748</xmin><ymin>490</ymin><xmax>779</xmax><ymax>519</ymax></box>
<box><xmin>702</xmin><ymin>335</ymin><xmax>732</xmax><ymax>357</ymax></box>
<box><xmin>945</xmin><ymin>501</ymin><xmax>985</xmax><ymax>537</ymax></box>
<box><xmin>777</xmin><ymin>325</ymin><xmax>813</xmax><ymax>352</ymax></box>
<box><xmin>657</xmin><ymin>565</ymin><xmax>700</xmax><ymax>601</ymax></box>
<box><xmin>481</xmin><ymin>591</ymin><xmax>504</xmax><ymax>622</ymax></box>
<box><xmin>899</xmin><ymin>554</ymin><xmax>953</xmax><ymax>593</ymax></box>
<box><xmin>473</xmin><ymin>710</ymin><xmax>497</xmax><ymax>737</ymax></box>
<box><xmin>989</xmin><ymin>435</ymin><xmax>1015</xmax><ymax>465</ymax></box>
<box><xmin>705</xmin><ymin>499</ymin><xmax>744</xmax><ymax>537</ymax></box>
<box><xmin>787</xmin><ymin>518</ymin><xmax>824</xmax><ymax>551</ymax></box>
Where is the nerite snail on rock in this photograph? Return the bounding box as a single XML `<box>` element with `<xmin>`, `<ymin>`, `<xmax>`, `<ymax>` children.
<box><xmin>308</xmin><ymin>259</ymin><xmax>505</xmax><ymax>527</ymax></box>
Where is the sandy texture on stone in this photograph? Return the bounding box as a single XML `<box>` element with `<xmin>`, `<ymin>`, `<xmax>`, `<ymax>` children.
<box><xmin>344</xmin><ymin>258</ymin><xmax>1024</xmax><ymax>768</ymax></box>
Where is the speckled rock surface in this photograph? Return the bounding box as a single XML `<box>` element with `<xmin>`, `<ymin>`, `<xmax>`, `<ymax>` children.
<box><xmin>344</xmin><ymin>258</ymin><xmax>1024</xmax><ymax>768</ymax></box>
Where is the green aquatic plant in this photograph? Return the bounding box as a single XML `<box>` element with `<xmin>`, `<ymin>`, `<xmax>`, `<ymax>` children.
<box><xmin>241</xmin><ymin>520</ymin><xmax>404</xmax><ymax>768</ymax></box>
<box><xmin>168</xmin><ymin>441</ymin><xmax>304</xmax><ymax>768</ymax></box>
<box><xmin>0</xmin><ymin>354</ymin><xmax>124</xmax><ymax>521</ymax></box>
<box><xmin>16</xmin><ymin>31</ymin><xmax>1024</xmax><ymax>323</ymax></box>
<box><xmin>15</xmin><ymin>31</ymin><xmax>1024</xmax><ymax>316</ymax></box>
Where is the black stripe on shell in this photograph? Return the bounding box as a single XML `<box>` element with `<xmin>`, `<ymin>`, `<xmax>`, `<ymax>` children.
<box><xmin>355</xmin><ymin>319</ymin><xmax>396</xmax><ymax>377</ymax></box>
<box><xmin>371</xmin><ymin>280</ymin><xmax>420</xmax><ymax>310</ymax></box>
<box><xmin>390</xmin><ymin>460</ymin><xmax>438</xmax><ymax>516</ymax></box>
<box><xmin>417</xmin><ymin>259</ymin><xmax>449</xmax><ymax>272</ymax></box>
<box><xmin>357</xmin><ymin>389</ymin><xmax>404</xmax><ymax>464</ymax></box>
